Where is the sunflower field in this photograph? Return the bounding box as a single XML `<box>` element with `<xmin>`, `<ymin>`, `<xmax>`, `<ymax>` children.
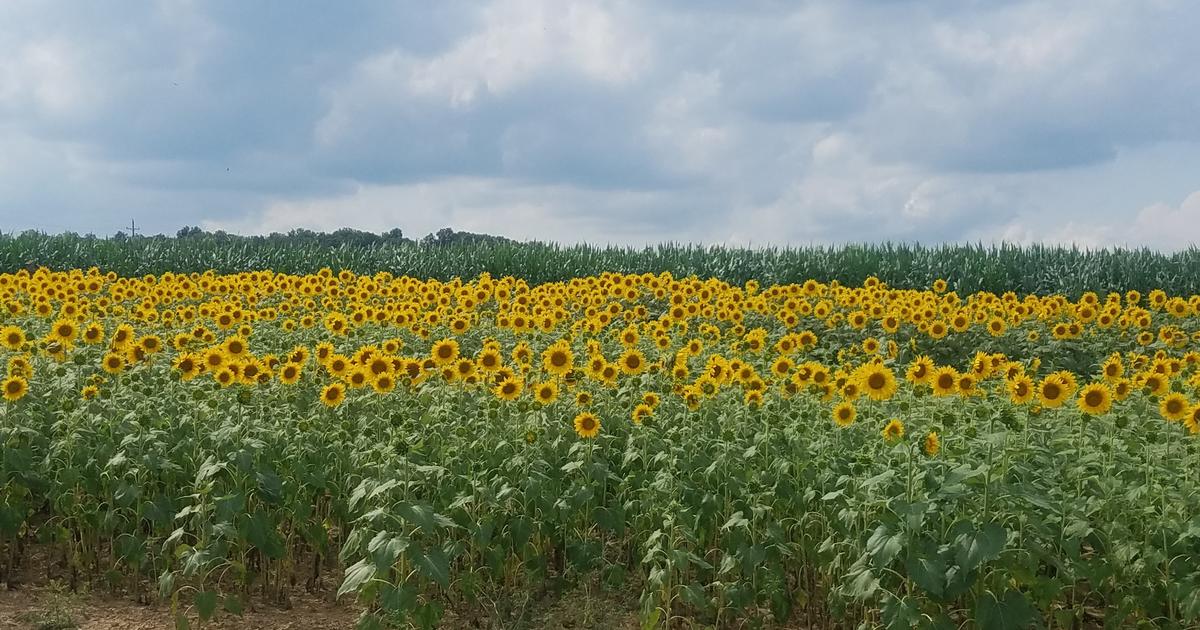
<box><xmin>2</xmin><ymin>267</ymin><xmax>1200</xmax><ymax>629</ymax></box>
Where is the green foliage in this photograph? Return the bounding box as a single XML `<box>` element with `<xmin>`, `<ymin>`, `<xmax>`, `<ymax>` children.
<box><xmin>5</xmin><ymin>231</ymin><xmax>1200</xmax><ymax>296</ymax></box>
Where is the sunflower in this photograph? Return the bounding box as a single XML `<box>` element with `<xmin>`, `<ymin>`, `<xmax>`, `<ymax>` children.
<box><xmin>619</xmin><ymin>348</ymin><xmax>647</xmax><ymax>375</ymax></box>
<box><xmin>1186</xmin><ymin>405</ymin><xmax>1200</xmax><ymax>435</ymax></box>
<box><xmin>1160</xmin><ymin>392</ymin><xmax>1190</xmax><ymax>422</ymax></box>
<box><xmin>2</xmin><ymin>375</ymin><xmax>28</xmax><ymax>402</ymax></box>
<box><xmin>326</xmin><ymin>354</ymin><xmax>350</xmax><ymax>377</ymax></box>
<box><xmin>642</xmin><ymin>391</ymin><xmax>661</xmax><ymax>408</ymax></box>
<box><xmin>346</xmin><ymin>368</ymin><xmax>370</xmax><ymax>389</ymax></box>
<box><xmin>1037</xmin><ymin>376</ymin><xmax>1069</xmax><ymax>409</ymax></box>
<box><xmin>1077</xmin><ymin>383</ymin><xmax>1112</xmax><ymax>416</ymax></box>
<box><xmin>321</xmin><ymin>382</ymin><xmax>347</xmax><ymax>407</ymax></box>
<box><xmin>931</xmin><ymin>367</ymin><xmax>958</xmax><ymax>397</ymax></box>
<box><xmin>279</xmin><ymin>362</ymin><xmax>302</xmax><ymax>385</ymax></box>
<box><xmin>1101</xmin><ymin>355</ymin><xmax>1124</xmax><ymax>381</ymax></box>
<box><xmin>1112</xmin><ymin>377</ymin><xmax>1133</xmax><ymax>401</ymax></box>
<box><xmin>857</xmin><ymin>364</ymin><xmax>897</xmax><ymax>401</ymax></box>
<box><xmin>906</xmin><ymin>355</ymin><xmax>934</xmax><ymax>385</ymax></box>
<box><xmin>575</xmin><ymin>390</ymin><xmax>593</xmax><ymax>406</ymax></box>
<box><xmin>173</xmin><ymin>353</ymin><xmax>201</xmax><ymax>381</ymax></box>
<box><xmin>956</xmin><ymin>373</ymin><xmax>979</xmax><ymax>397</ymax></box>
<box><xmin>533</xmin><ymin>380</ymin><xmax>559</xmax><ymax>405</ymax></box>
<box><xmin>542</xmin><ymin>342</ymin><xmax>574</xmax><ymax>376</ymax></box>
<box><xmin>50</xmin><ymin>319</ymin><xmax>77</xmax><ymax>345</ymax></box>
<box><xmin>221</xmin><ymin>335</ymin><xmax>248</xmax><ymax>358</ymax></box>
<box><xmin>631</xmin><ymin>403</ymin><xmax>653</xmax><ymax>424</ymax></box>
<box><xmin>81</xmin><ymin>384</ymin><xmax>99</xmax><ymax>400</ymax></box>
<box><xmin>372</xmin><ymin>373</ymin><xmax>396</xmax><ymax>394</ymax></box>
<box><xmin>1140</xmin><ymin>373</ymin><xmax>1170</xmax><ymax>397</ymax></box>
<box><xmin>101</xmin><ymin>352</ymin><xmax>126</xmax><ymax>374</ymax></box>
<box><xmin>1007</xmin><ymin>375</ymin><xmax>1035</xmax><ymax>405</ymax></box>
<box><xmin>82</xmin><ymin>323</ymin><xmax>104</xmax><ymax>345</ymax></box>
<box><xmin>832</xmin><ymin>401</ymin><xmax>856</xmax><ymax>427</ymax></box>
<box><xmin>430</xmin><ymin>338</ymin><xmax>460</xmax><ymax>366</ymax></box>
<box><xmin>573</xmin><ymin>412</ymin><xmax>601</xmax><ymax>439</ymax></box>
<box><xmin>494</xmin><ymin>377</ymin><xmax>523</xmax><ymax>401</ymax></box>
<box><xmin>882</xmin><ymin>418</ymin><xmax>905</xmax><ymax>443</ymax></box>
<box><xmin>1</xmin><ymin>326</ymin><xmax>26</xmax><ymax>350</ymax></box>
<box><xmin>477</xmin><ymin>348</ymin><xmax>502</xmax><ymax>372</ymax></box>
<box><xmin>923</xmin><ymin>431</ymin><xmax>940</xmax><ymax>457</ymax></box>
<box><xmin>214</xmin><ymin>367</ymin><xmax>236</xmax><ymax>388</ymax></box>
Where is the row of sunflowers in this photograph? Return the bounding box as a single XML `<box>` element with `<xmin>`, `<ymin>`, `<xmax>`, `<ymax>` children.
<box><xmin>1</xmin><ymin>267</ymin><xmax>1199</xmax><ymax>627</ymax></box>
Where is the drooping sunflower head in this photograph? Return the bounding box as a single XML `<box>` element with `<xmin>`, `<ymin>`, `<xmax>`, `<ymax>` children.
<box><xmin>923</xmin><ymin>431</ymin><xmax>940</xmax><ymax>457</ymax></box>
<box><xmin>881</xmin><ymin>418</ymin><xmax>905</xmax><ymax>443</ymax></box>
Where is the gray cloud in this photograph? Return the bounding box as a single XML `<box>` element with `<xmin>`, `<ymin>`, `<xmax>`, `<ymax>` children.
<box><xmin>1</xmin><ymin>0</ymin><xmax>1198</xmax><ymax>247</ymax></box>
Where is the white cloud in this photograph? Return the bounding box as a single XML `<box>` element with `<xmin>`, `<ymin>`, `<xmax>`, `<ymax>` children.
<box><xmin>2</xmin><ymin>0</ymin><xmax>1200</xmax><ymax>247</ymax></box>
<box><xmin>1126</xmin><ymin>191</ymin><xmax>1200</xmax><ymax>249</ymax></box>
<box><xmin>0</xmin><ymin>39</ymin><xmax>99</xmax><ymax>117</ymax></box>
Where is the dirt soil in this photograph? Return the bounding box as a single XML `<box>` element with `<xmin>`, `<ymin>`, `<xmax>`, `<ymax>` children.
<box><xmin>0</xmin><ymin>544</ymin><xmax>642</xmax><ymax>629</ymax></box>
<box><xmin>0</xmin><ymin>586</ymin><xmax>356</xmax><ymax>629</ymax></box>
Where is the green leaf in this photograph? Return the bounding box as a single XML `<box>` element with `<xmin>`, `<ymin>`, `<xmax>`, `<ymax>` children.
<box><xmin>955</xmin><ymin>522</ymin><xmax>1007</xmax><ymax>572</ymax></box>
<box><xmin>846</xmin><ymin>568</ymin><xmax>879</xmax><ymax>598</ymax></box>
<box><xmin>905</xmin><ymin>552</ymin><xmax>945</xmax><ymax>597</ymax></box>
<box><xmin>407</xmin><ymin>544</ymin><xmax>450</xmax><ymax>587</ymax></box>
<box><xmin>396</xmin><ymin>503</ymin><xmax>456</xmax><ymax>533</ymax></box>
<box><xmin>195</xmin><ymin>590</ymin><xmax>218</xmax><ymax>622</ymax></box>
<box><xmin>379</xmin><ymin>582</ymin><xmax>418</xmax><ymax>613</ymax></box>
<box><xmin>975</xmin><ymin>589</ymin><xmax>1037</xmax><ymax>630</ymax></box>
<box><xmin>242</xmin><ymin>510</ymin><xmax>285</xmax><ymax>559</ymax></box>
<box><xmin>641</xmin><ymin>607</ymin><xmax>662</xmax><ymax>630</ymax></box>
<box><xmin>881</xmin><ymin>594</ymin><xmax>920</xmax><ymax>630</ymax></box>
<box><xmin>337</xmin><ymin>559</ymin><xmax>377</xmax><ymax>598</ymax></box>
<box><xmin>867</xmin><ymin>525</ymin><xmax>906</xmax><ymax>567</ymax></box>
<box><xmin>367</xmin><ymin>531</ymin><xmax>410</xmax><ymax>570</ymax></box>
<box><xmin>223</xmin><ymin>594</ymin><xmax>244</xmax><ymax>615</ymax></box>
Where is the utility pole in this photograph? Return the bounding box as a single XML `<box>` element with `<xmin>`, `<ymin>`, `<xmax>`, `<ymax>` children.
<box><xmin>127</xmin><ymin>219</ymin><xmax>139</xmax><ymax>238</ymax></box>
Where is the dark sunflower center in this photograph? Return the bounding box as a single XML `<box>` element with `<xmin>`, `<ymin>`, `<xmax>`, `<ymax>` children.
<box><xmin>867</xmin><ymin>374</ymin><xmax>886</xmax><ymax>390</ymax></box>
<box><xmin>1085</xmin><ymin>391</ymin><xmax>1104</xmax><ymax>407</ymax></box>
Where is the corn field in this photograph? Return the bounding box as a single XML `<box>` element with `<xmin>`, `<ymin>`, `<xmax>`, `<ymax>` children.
<box><xmin>4</xmin><ymin>232</ymin><xmax>1200</xmax><ymax>296</ymax></box>
<box><xmin>1</xmin><ymin>266</ymin><xmax>1200</xmax><ymax>629</ymax></box>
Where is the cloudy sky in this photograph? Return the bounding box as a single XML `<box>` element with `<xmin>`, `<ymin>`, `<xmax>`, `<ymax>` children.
<box><xmin>2</xmin><ymin>1</ymin><xmax>1198</xmax><ymax>248</ymax></box>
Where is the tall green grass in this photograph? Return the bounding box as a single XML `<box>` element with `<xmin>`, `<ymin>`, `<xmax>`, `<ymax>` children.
<box><xmin>2</xmin><ymin>232</ymin><xmax>1198</xmax><ymax>295</ymax></box>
